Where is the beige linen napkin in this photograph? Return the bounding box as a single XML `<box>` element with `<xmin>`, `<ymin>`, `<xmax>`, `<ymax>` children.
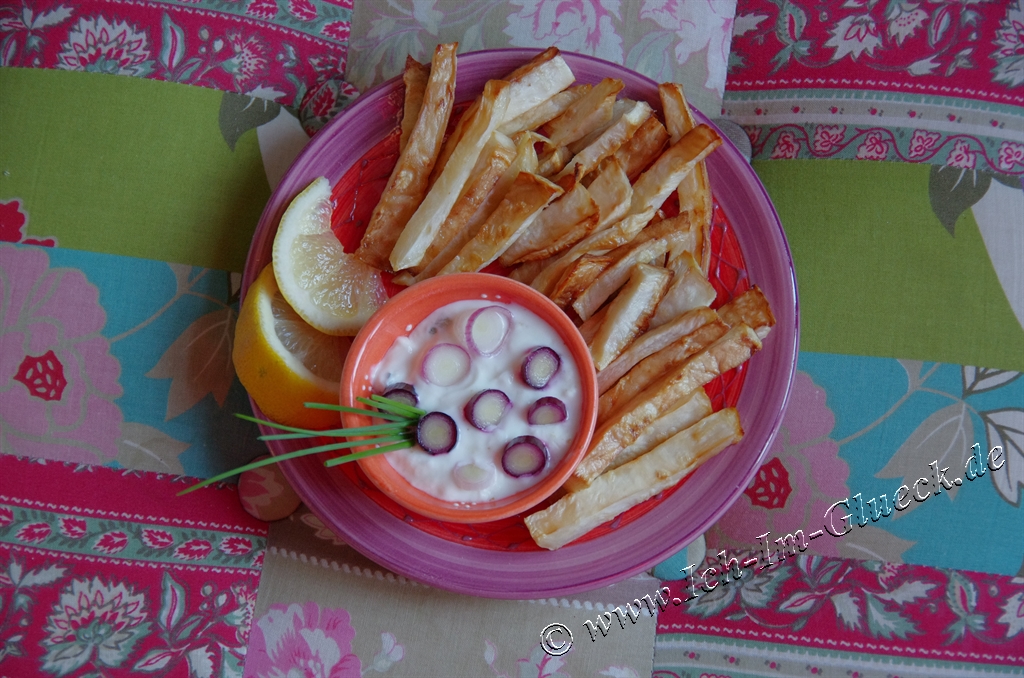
<box><xmin>245</xmin><ymin>507</ymin><xmax>657</xmax><ymax>677</ymax></box>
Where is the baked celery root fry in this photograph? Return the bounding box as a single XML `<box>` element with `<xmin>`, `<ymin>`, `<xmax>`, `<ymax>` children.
<box><xmin>596</xmin><ymin>307</ymin><xmax>718</xmax><ymax>394</ymax></box>
<box><xmin>660</xmin><ymin>82</ymin><xmax>713</xmax><ymax>273</ymax></box>
<box><xmin>718</xmin><ymin>286</ymin><xmax>777</xmax><ymax>339</ymax></box>
<box><xmin>498</xmin><ymin>178</ymin><xmax>599</xmax><ymax>267</ymax></box>
<box><xmin>549</xmin><ymin>253</ymin><xmax>613</xmax><ymax>309</ymax></box>
<box><xmin>589</xmin><ymin>262</ymin><xmax>673</xmax><ymax>371</ymax></box>
<box><xmin>574</xmin><ymin>324</ymin><xmax>761</xmax><ymax>487</ymax></box>
<box><xmin>572</xmin><ymin>238</ymin><xmax>669</xmax><ymax>321</ymax></box>
<box><xmin>597</xmin><ymin>319</ymin><xmax>728</xmax><ymax>424</ymax></box>
<box><xmin>390</xmin><ymin>79</ymin><xmax>511</xmax><ymax>272</ymax></box>
<box><xmin>437</xmin><ymin>172</ymin><xmax>563</xmax><ymax>275</ymax></box>
<box><xmin>526</xmin><ymin>408</ymin><xmax>743</xmax><ymax>550</ymax></box>
<box><xmin>355</xmin><ymin>43</ymin><xmax>457</xmax><ymax>271</ymax></box>
<box><xmin>399</xmin><ymin>56</ymin><xmax>430</xmax><ymax>153</ymax></box>
<box><xmin>414</xmin><ymin>133</ymin><xmax>517</xmax><ymax>275</ymax></box>
<box><xmin>649</xmin><ymin>252</ymin><xmax>718</xmax><ymax>329</ymax></box>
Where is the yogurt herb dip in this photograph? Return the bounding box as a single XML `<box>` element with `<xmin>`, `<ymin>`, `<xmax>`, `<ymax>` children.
<box><xmin>371</xmin><ymin>297</ymin><xmax>582</xmax><ymax>502</ymax></box>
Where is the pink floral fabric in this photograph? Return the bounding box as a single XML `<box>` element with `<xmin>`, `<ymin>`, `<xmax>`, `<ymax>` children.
<box><xmin>997</xmin><ymin>140</ymin><xmax>1024</xmax><ymax>172</ymax></box>
<box><xmin>638</xmin><ymin>0</ymin><xmax>735</xmax><ymax>94</ymax></box>
<box><xmin>725</xmin><ymin>0</ymin><xmax>1022</xmax><ymax>173</ymax></box>
<box><xmin>855</xmin><ymin>130</ymin><xmax>889</xmax><ymax>161</ymax></box>
<box><xmin>946</xmin><ymin>138</ymin><xmax>979</xmax><ymax>170</ymax></box>
<box><xmin>505</xmin><ymin>0</ymin><xmax>625</xmax><ymax>63</ymax></box>
<box><xmin>246</xmin><ymin>602</ymin><xmax>362</xmax><ymax>677</ymax></box>
<box><xmin>0</xmin><ymin>244</ymin><xmax>123</xmax><ymax>463</ymax></box>
<box><xmin>0</xmin><ymin>454</ymin><xmax>267</xmax><ymax>677</ymax></box>
<box><xmin>707</xmin><ymin>371</ymin><xmax>850</xmax><ymax>558</ymax></box>
<box><xmin>745</xmin><ymin>123</ymin><xmax>1020</xmax><ymax>173</ymax></box>
<box><xmin>658</xmin><ymin>552</ymin><xmax>1024</xmax><ymax>662</ymax></box>
<box><xmin>728</xmin><ymin>0</ymin><xmax>1021</xmax><ymax>106</ymax></box>
<box><xmin>810</xmin><ymin>124</ymin><xmax>844</xmax><ymax>155</ymax></box>
<box><xmin>908</xmin><ymin>129</ymin><xmax>941</xmax><ymax>159</ymax></box>
<box><xmin>0</xmin><ymin>0</ymin><xmax>354</xmax><ymax>127</ymax></box>
<box><xmin>768</xmin><ymin>130</ymin><xmax>800</xmax><ymax>159</ymax></box>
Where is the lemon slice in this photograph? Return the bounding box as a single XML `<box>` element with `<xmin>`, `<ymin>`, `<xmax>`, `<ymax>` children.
<box><xmin>233</xmin><ymin>264</ymin><xmax>351</xmax><ymax>429</ymax></box>
<box><xmin>272</xmin><ymin>177</ymin><xmax>387</xmax><ymax>335</ymax></box>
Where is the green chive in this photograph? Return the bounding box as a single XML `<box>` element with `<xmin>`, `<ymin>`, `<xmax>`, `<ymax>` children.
<box><xmin>369</xmin><ymin>394</ymin><xmax>427</xmax><ymax>417</ymax></box>
<box><xmin>292</xmin><ymin>435</ymin><xmax>409</xmax><ymax>455</ymax></box>
<box><xmin>177</xmin><ymin>444</ymin><xmax>334</xmax><ymax>496</ymax></box>
<box><xmin>176</xmin><ymin>433</ymin><xmax>411</xmax><ymax>496</ymax></box>
<box><xmin>356</xmin><ymin>396</ymin><xmax>423</xmax><ymax>418</ymax></box>
<box><xmin>234</xmin><ymin>413</ymin><xmax>321</xmax><ymax>436</ymax></box>
<box><xmin>183</xmin><ymin>398</ymin><xmax>423</xmax><ymax>498</ymax></box>
<box><xmin>304</xmin><ymin>401</ymin><xmax>409</xmax><ymax>422</ymax></box>
<box><xmin>259</xmin><ymin>422</ymin><xmax>412</xmax><ymax>441</ymax></box>
<box><xmin>323</xmin><ymin>440</ymin><xmax>413</xmax><ymax>467</ymax></box>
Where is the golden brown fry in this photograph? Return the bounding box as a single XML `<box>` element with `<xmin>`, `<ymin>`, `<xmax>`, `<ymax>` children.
<box><xmin>437</xmin><ymin>172</ymin><xmax>562</xmax><ymax>274</ymax></box>
<box><xmin>475</xmin><ymin>130</ymin><xmax>542</xmax><ymax>223</ymax></box>
<box><xmin>597</xmin><ymin>319</ymin><xmax>728</xmax><ymax>423</ymax></box>
<box><xmin>660</xmin><ymin>83</ymin><xmax>713</xmax><ymax>273</ymax></box>
<box><xmin>718</xmin><ymin>286</ymin><xmax>776</xmax><ymax>339</ymax></box>
<box><xmin>498</xmin><ymin>86</ymin><xmax>589</xmax><ymax>136</ymax></box>
<box><xmin>562</xmin><ymin>389</ymin><xmax>713</xmax><ymax>493</ymax></box>
<box><xmin>620</xmin><ymin>124</ymin><xmax>721</xmax><ymax>234</ymax></box>
<box><xmin>614</xmin><ymin>115</ymin><xmax>669</xmax><ymax>182</ymax></box>
<box><xmin>390</xmin><ymin>79</ymin><xmax>511</xmax><ymax>271</ymax></box>
<box><xmin>428</xmin><ymin>100</ymin><xmax>475</xmax><ymax>190</ymax></box>
<box><xmin>504</xmin><ymin>46</ymin><xmax>560</xmax><ymax>80</ymax></box>
<box><xmin>566</xmin><ymin>99</ymin><xmax>630</xmax><ymax>155</ymax></box>
<box><xmin>556</xmin><ymin>100</ymin><xmax>652</xmax><ymax>181</ymax></box>
<box><xmin>538</xmin><ymin>180</ymin><xmax>693</xmax><ymax>298</ymax></box>
<box><xmin>537</xmin><ymin>145</ymin><xmax>574</xmax><ymax>177</ymax></box>
<box><xmin>390</xmin><ymin>271</ymin><xmax>415</xmax><ymax>287</ymax></box>
<box><xmin>572</xmin><ymin>238</ymin><xmax>668</xmax><ymax>321</ymax></box>
<box><xmin>528</xmin><ymin>408</ymin><xmax>743</xmax><ymax>549</ymax></box>
<box><xmin>590</xmin><ymin>263</ymin><xmax>673</xmax><ymax>371</ymax></box>
<box><xmin>549</xmin><ymin>253</ymin><xmax>613</xmax><ymax>308</ymax></box>
<box><xmin>499</xmin><ymin>179</ymin><xmax>599</xmax><ymax>266</ymax></box>
<box><xmin>428</xmin><ymin>50</ymin><xmax>574</xmax><ymax>187</ymax></box>
<box><xmin>663</xmin><ymin>215</ymin><xmax>698</xmax><ymax>262</ymax></box>
<box><xmin>578</xmin><ymin>305</ymin><xmax>608</xmax><ymax>345</ymax></box>
<box><xmin>541</xmin><ymin>78</ymin><xmax>623</xmax><ymax>148</ymax></box>
<box><xmin>572</xmin><ymin>324</ymin><xmax>761</xmax><ymax>486</ymax></box>
<box><xmin>355</xmin><ymin>43</ymin><xmax>457</xmax><ymax>270</ymax></box>
<box><xmin>501</xmin><ymin>49</ymin><xmax>576</xmax><ymax>123</ymax></box>
<box><xmin>523</xmin><ymin>211</ymin><xmax>598</xmax><ymax>264</ymax></box>
<box><xmin>415</xmin><ymin>134</ymin><xmax>517</xmax><ymax>274</ymax></box>
<box><xmin>413</xmin><ymin>130</ymin><xmax>539</xmax><ymax>282</ymax></box>
<box><xmin>596</xmin><ymin>307</ymin><xmax>718</xmax><ymax>393</ymax></box>
<box><xmin>611</xmin><ymin>213</ymin><xmax>693</xmax><ymax>263</ymax></box>
<box><xmin>535</xmin><ymin>121</ymin><xmax>720</xmax><ymax>282</ymax></box>
<box><xmin>508</xmin><ymin>257</ymin><xmax>553</xmax><ymax>284</ymax></box>
<box><xmin>649</xmin><ymin>252</ymin><xmax>717</xmax><ymax>328</ymax></box>
<box><xmin>586</xmin><ymin>156</ymin><xmax>632</xmax><ymax>231</ymax></box>
<box><xmin>607</xmin><ymin>389</ymin><xmax>713</xmax><ymax>471</ymax></box>
<box><xmin>399</xmin><ymin>56</ymin><xmax>430</xmax><ymax>154</ymax></box>
<box><xmin>529</xmin><ymin>214</ymin><xmax>651</xmax><ymax>297</ymax></box>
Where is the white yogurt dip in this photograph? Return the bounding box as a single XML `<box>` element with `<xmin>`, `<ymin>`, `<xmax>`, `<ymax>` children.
<box><xmin>370</xmin><ymin>297</ymin><xmax>582</xmax><ymax>503</ymax></box>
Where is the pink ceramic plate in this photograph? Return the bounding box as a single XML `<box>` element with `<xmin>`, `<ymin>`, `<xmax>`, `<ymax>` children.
<box><xmin>242</xmin><ymin>49</ymin><xmax>799</xmax><ymax>599</ymax></box>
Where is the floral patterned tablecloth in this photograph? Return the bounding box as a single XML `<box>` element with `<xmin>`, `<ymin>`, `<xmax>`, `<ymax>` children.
<box><xmin>1</xmin><ymin>0</ymin><xmax>1022</xmax><ymax>677</ymax></box>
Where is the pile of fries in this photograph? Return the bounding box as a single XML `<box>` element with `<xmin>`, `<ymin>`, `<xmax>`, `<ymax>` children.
<box><xmin>352</xmin><ymin>43</ymin><xmax>776</xmax><ymax>550</ymax></box>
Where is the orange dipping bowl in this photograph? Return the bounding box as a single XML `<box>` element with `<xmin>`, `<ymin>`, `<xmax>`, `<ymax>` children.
<box><xmin>339</xmin><ymin>272</ymin><xmax>598</xmax><ymax>523</ymax></box>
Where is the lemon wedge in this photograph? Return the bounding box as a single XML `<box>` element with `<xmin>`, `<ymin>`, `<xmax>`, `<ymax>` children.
<box><xmin>272</xmin><ymin>177</ymin><xmax>387</xmax><ymax>336</ymax></box>
<box><xmin>233</xmin><ymin>264</ymin><xmax>351</xmax><ymax>429</ymax></box>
